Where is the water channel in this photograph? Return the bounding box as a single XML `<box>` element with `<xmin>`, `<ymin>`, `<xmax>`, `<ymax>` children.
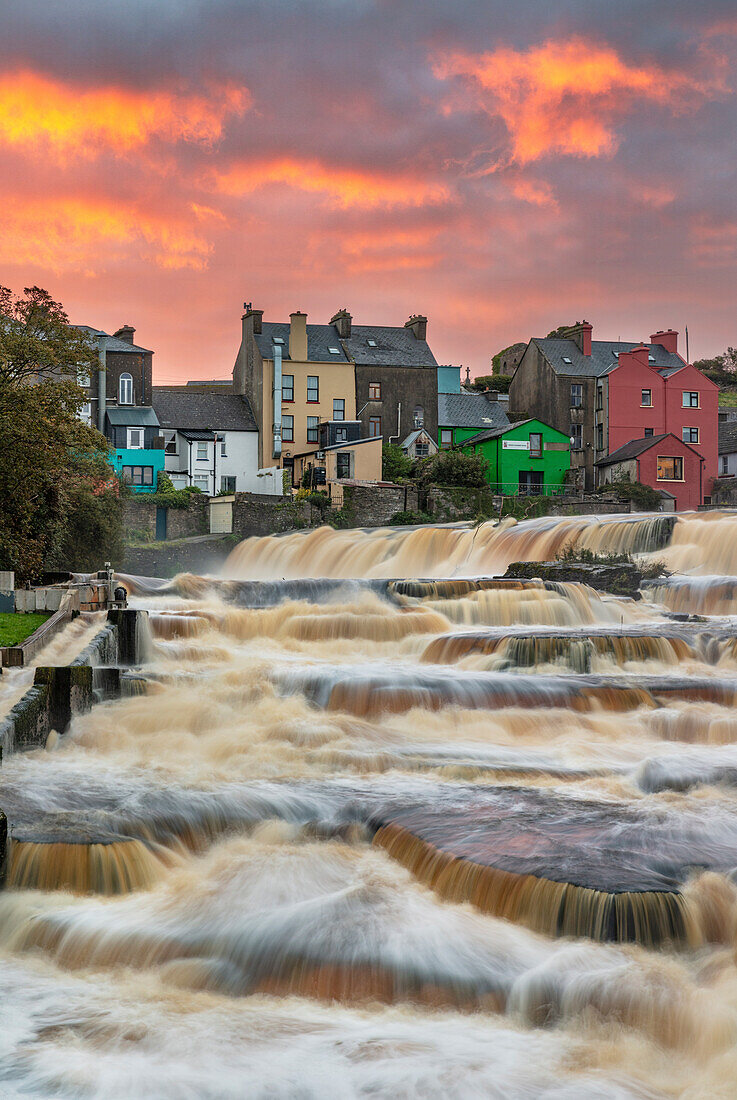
<box><xmin>3</xmin><ymin>511</ymin><xmax>737</xmax><ymax>1096</ymax></box>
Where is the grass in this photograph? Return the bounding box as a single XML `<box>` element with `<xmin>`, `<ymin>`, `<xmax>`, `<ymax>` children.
<box><xmin>0</xmin><ymin>612</ymin><xmax>50</xmax><ymax>647</ymax></box>
<box><xmin>718</xmin><ymin>390</ymin><xmax>737</xmax><ymax>407</ymax></box>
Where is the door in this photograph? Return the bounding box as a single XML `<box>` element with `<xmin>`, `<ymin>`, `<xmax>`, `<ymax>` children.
<box><xmin>155</xmin><ymin>506</ymin><xmax>168</xmax><ymax>540</ymax></box>
<box><xmin>519</xmin><ymin>470</ymin><xmax>544</xmax><ymax>496</ymax></box>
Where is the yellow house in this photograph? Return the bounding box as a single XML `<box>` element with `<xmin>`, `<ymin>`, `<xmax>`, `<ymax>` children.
<box><xmin>233</xmin><ymin>309</ymin><xmax>357</xmax><ymax>481</ymax></box>
<box><xmin>294</xmin><ymin>435</ymin><xmax>383</xmax><ymax>491</ymax></box>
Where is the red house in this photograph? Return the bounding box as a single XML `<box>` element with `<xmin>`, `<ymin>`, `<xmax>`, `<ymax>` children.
<box><xmin>597</xmin><ymin>433</ymin><xmax>705</xmax><ymax>511</ymax></box>
<box><xmin>605</xmin><ymin>332</ymin><xmax>718</xmax><ymax>500</ymax></box>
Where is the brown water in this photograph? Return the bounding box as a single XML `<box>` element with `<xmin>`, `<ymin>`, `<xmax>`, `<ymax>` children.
<box><xmin>6</xmin><ymin>511</ymin><xmax>737</xmax><ymax>1096</ymax></box>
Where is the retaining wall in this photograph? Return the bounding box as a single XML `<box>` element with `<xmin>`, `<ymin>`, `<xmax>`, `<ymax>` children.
<box><xmin>123</xmin><ymin>498</ymin><xmax>208</xmax><ymax>542</ymax></box>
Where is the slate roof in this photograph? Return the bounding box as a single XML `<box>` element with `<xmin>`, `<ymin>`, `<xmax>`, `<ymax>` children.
<box><xmin>400</xmin><ymin>428</ymin><xmax>436</xmax><ymax>450</ymax></box>
<box><xmin>343</xmin><ymin>325</ymin><xmax>437</xmax><ymax>367</ymax></box>
<box><xmin>254</xmin><ymin>323</ymin><xmax>350</xmax><ymax>363</ymax></box>
<box><xmin>438</xmin><ymin>393</ymin><xmax>509</xmax><ymax>431</ymax></box>
<box><xmin>462</xmin><ymin>419</ymin><xmax>536</xmax><ymax>446</ymax></box>
<box><xmin>152</xmin><ymin>388</ymin><xmax>257</xmax><ymax>432</ymax></box>
<box><xmin>533</xmin><ymin>337</ymin><xmax>685</xmax><ymax>379</ymax></box>
<box><xmin>596</xmin><ymin>434</ymin><xmax>670</xmax><ymax>466</ymax></box>
<box><xmin>106</xmin><ymin>407</ymin><xmax>160</xmax><ymax>427</ymax></box>
<box><xmin>719</xmin><ymin>422</ymin><xmax>737</xmax><ymax>455</ymax></box>
<box><xmin>75</xmin><ymin>325</ymin><xmax>152</xmax><ymax>356</ymax></box>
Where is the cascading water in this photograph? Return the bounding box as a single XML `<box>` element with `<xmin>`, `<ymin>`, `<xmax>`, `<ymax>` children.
<box><xmin>7</xmin><ymin>510</ymin><xmax>737</xmax><ymax>1096</ymax></box>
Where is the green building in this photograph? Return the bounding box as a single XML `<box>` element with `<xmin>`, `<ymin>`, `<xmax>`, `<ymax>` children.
<box><xmin>459</xmin><ymin>418</ymin><xmax>570</xmax><ymax>495</ymax></box>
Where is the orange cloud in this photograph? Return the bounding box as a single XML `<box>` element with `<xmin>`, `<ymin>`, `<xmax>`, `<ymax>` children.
<box><xmin>0</xmin><ymin>71</ymin><xmax>248</xmax><ymax>159</ymax></box>
<box><xmin>434</xmin><ymin>38</ymin><xmax>708</xmax><ymax>164</ymax></box>
<box><xmin>509</xmin><ymin>177</ymin><xmax>558</xmax><ymax>208</ymax></box>
<box><xmin>0</xmin><ymin>195</ymin><xmax>212</xmax><ymax>273</ymax></box>
<box><xmin>212</xmin><ymin>157</ymin><xmax>449</xmax><ymax>209</ymax></box>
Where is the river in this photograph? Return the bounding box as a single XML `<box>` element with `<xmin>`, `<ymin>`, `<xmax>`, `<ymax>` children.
<box><xmin>2</xmin><ymin>511</ymin><xmax>737</xmax><ymax>1097</ymax></box>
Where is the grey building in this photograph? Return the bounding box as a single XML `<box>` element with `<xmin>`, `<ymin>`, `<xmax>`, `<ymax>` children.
<box><xmin>74</xmin><ymin>324</ymin><xmax>154</xmax><ymax>436</ymax></box>
<box><xmin>719</xmin><ymin>422</ymin><xmax>737</xmax><ymax>478</ymax></box>
<box><xmin>438</xmin><ymin>392</ymin><xmax>509</xmax><ymax>448</ymax></box>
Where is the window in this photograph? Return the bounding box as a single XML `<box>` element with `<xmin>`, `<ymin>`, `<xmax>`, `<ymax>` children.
<box><xmin>367</xmin><ymin>339</ymin><xmax>377</xmax><ymax>347</ymax></box>
<box><xmin>413</xmin><ymin>405</ymin><xmax>424</xmax><ymax>428</ymax></box>
<box><xmin>196</xmin><ymin>442</ymin><xmax>208</xmax><ymax>461</ymax></box>
<box><xmin>641</xmin><ymin>389</ymin><xmax>652</xmax><ymax>407</ymax></box>
<box><xmin>273</xmin><ymin>337</ymin><xmax>284</xmax><ymax>344</ymax></box>
<box><xmin>722</xmin><ymin>455</ymin><xmax>729</xmax><ymax>475</ymax></box>
<box><xmin>368</xmin><ymin>382</ymin><xmax>381</xmax><ymax>400</ymax></box>
<box><xmin>121</xmin><ymin>465</ymin><xmax>153</xmax><ymax>486</ymax></box>
<box><xmin>369</xmin><ymin>416</ymin><xmax>382</xmax><ymax>437</ymax></box>
<box><xmin>570</xmin><ymin>384</ymin><xmax>583</xmax><ymax>407</ymax></box>
<box><xmin>282</xmin><ymin>374</ymin><xmax>294</xmax><ymax>402</ymax></box>
<box><xmin>529</xmin><ymin>432</ymin><xmax>542</xmax><ymax>458</ymax></box>
<box><xmin>333</xmin><ymin>399</ymin><xmax>345</xmax><ymax>421</ymax></box>
<box><xmin>596</xmin><ymin>423</ymin><xmax>604</xmax><ymax>450</ymax></box>
<box><xmin>440</xmin><ymin>429</ymin><xmax>452</xmax><ymax>450</ymax></box>
<box><xmin>119</xmin><ymin>373</ymin><xmax>133</xmax><ymax>404</ymax></box>
<box><xmin>644</xmin><ymin>428</ymin><xmax>654</xmax><ymax>437</ymax></box>
<box><xmin>683</xmin><ymin>391</ymin><xmax>699</xmax><ymax>408</ymax></box>
<box><xmin>562</xmin><ymin>356</ymin><xmax>572</xmax><ymax>365</ymax></box>
<box><xmin>336</xmin><ymin>452</ymin><xmax>352</xmax><ymax>478</ymax></box>
<box><xmin>220</xmin><ymin>475</ymin><xmax>236</xmax><ymax>493</ymax></box>
<box><xmin>682</xmin><ymin>427</ymin><xmax>699</xmax><ymax>444</ymax></box>
<box><xmin>306</xmin><ymin>416</ymin><xmax>319</xmax><ymax>443</ymax></box>
<box><xmin>79</xmin><ymin>368</ymin><xmax>91</xmax><ymax>389</ymax></box>
<box><xmin>282</xmin><ymin>414</ymin><xmax>294</xmax><ymax>442</ymax></box>
<box><xmin>335</xmin><ymin>427</ymin><xmax>347</xmax><ymax>442</ymax></box>
<box><xmin>127</xmin><ymin>428</ymin><xmax>144</xmax><ymax>449</ymax></box>
<box><xmin>596</xmin><ymin>386</ymin><xmax>603</xmax><ymax>411</ymax></box>
<box><xmin>328</xmin><ymin>346</ymin><xmax>341</xmax><ymax>355</ymax></box>
<box><xmin>194</xmin><ymin>474</ymin><xmax>209</xmax><ymax>492</ymax></box>
<box><xmin>78</xmin><ymin>402</ymin><xmax>92</xmax><ymax>425</ymax></box>
<box><xmin>570</xmin><ymin>424</ymin><xmax>583</xmax><ymax>449</ymax></box>
<box><xmin>415</xmin><ymin>442</ymin><xmax>430</xmax><ymax>457</ymax></box>
<box><xmin>164</xmin><ymin>431</ymin><xmax>177</xmax><ymax>455</ymax></box>
<box><xmin>657</xmin><ymin>456</ymin><xmax>684</xmax><ymax>481</ymax></box>
<box><xmin>307</xmin><ymin>376</ymin><xmax>319</xmax><ymax>402</ymax></box>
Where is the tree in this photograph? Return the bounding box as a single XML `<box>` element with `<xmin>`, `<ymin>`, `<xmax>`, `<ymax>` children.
<box><xmin>415</xmin><ymin>449</ymin><xmax>489</xmax><ymax>488</ymax></box>
<box><xmin>382</xmin><ymin>442</ymin><xmax>413</xmax><ymax>482</ymax></box>
<box><xmin>465</xmin><ymin>374</ymin><xmax>512</xmax><ymax>394</ymax></box>
<box><xmin>0</xmin><ymin>285</ymin><xmax>97</xmax><ymax>386</ymax></box>
<box><xmin>0</xmin><ymin>286</ymin><xmax>123</xmax><ymax>579</ymax></box>
<box><xmin>546</xmin><ymin>321</ymin><xmax>588</xmax><ymax>338</ymax></box>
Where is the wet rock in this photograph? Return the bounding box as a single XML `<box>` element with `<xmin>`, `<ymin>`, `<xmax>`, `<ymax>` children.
<box><xmin>504</xmin><ymin>560</ymin><xmax>644</xmax><ymax>598</ymax></box>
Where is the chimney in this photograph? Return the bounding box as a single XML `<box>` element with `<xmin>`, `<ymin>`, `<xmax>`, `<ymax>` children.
<box><xmin>114</xmin><ymin>325</ymin><xmax>136</xmax><ymax>345</ymax></box>
<box><xmin>650</xmin><ymin>329</ymin><xmax>678</xmax><ymax>355</ymax></box>
<box><xmin>289</xmin><ymin>311</ymin><xmax>308</xmax><ymax>362</ymax></box>
<box><xmin>485</xmin><ymin>391</ymin><xmax>499</xmax><ymax>402</ymax></box>
<box><xmin>246</xmin><ymin>307</ymin><xmax>263</xmax><ymax>335</ymax></box>
<box><xmin>563</xmin><ymin>321</ymin><xmax>592</xmax><ymax>356</ymax></box>
<box><xmin>331</xmin><ymin>308</ymin><xmax>352</xmax><ymax>339</ymax></box>
<box><xmin>621</xmin><ymin>344</ymin><xmax>650</xmax><ymax>369</ymax></box>
<box><xmin>405</xmin><ymin>314</ymin><xmax>428</xmax><ymax>341</ymax></box>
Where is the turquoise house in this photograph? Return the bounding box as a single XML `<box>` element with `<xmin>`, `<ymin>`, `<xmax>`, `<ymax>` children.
<box><xmin>105</xmin><ymin>407</ymin><xmax>165</xmax><ymax>493</ymax></box>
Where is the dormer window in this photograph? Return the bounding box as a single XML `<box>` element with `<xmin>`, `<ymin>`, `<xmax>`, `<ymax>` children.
<box><xmin>119</xmin><ymin>373</ymin><xmax>133</xmax><ymax>404</ymax></box>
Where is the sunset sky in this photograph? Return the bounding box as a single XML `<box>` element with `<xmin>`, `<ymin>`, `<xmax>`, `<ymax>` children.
<box><xmin>2</xmin><ymin>0</ymin><xmax>737</xmax><ymax>381</ymax></box>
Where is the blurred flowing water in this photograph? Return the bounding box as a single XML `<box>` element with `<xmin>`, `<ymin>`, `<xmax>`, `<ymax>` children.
<box><xmin>6</xmin><ymin>511</ymin><xmax>737</xmax><ymax>1096</ymax></box>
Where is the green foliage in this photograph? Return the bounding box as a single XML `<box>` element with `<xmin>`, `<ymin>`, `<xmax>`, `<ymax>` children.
<box><xmin>0</xmin><ymin>612</ymin><xmax>50</xmax><ymax>647</ymax></box>
<box><xmin>465</xmin><ymin>374</ymin><xmax>512</xmax><ymax>393</ymax></box>
<box><xmin>389</xmin><ymin>510</ymin><xmax>433</xmax><ymax>526</ymax></box>
<box><xmin>0</xmin><ymin>285</ymin><xmax>97</xmax><ymax>386</ymax></box>
<box><xmin>498</xmin><ymin>496</ymin><xmax>555</xmax><ymax>520</ymax></box>
<box><xmin>415</xmin><ymin>448</ymin><xmax>489</xmax><ymax>488</ymax></box>
<box><xmin>146</xmin><ymin>475</ymin><xmax>202</xmax><ymax>509</ymax></box>
<box><xmin>47</xmin><ymin>478</ymin><xmax>125</xmax><ymax>571</ymax></box>
<box><xmin>556</xmin><ymin>545</ymin><xmax>669</xmax><ymax>580</ymax></box>
<box><xmin>382</xmin><ymin>442</ymin><xmax>413</xmax><ymax>482</ymax></box>
<box><xmin>546</xmin><ymin>321</ymin><xmax>589</xmax><ymax>338</ymax></box>
<box><xmin>597</xmin><ymin>476</ymin><xmax>661</xmax><ymax>511</ymax></box>
<box><xmin>282</xmin><ymin>468</ymin><xmax>292</xmax><ymax>495</ymax></box>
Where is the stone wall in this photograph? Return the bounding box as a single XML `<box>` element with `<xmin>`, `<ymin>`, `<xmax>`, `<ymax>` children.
<box><xmin>123</xmin><ymin>497</ymin><xmax>208</xmax><ymax>541</ymax></box>
<box><xmin>121</xmin><ymin>535</ymin><xmax>235</xmax><ymax>578</ymax></box>
<box><xmin>232</xmin><ymin>493</ymin><xmax>312</xmax><ymax>539</ymax></box>
<box><xmin>341</xmin><ymin>484</ymin><xmax>421</xmax><ymax>527</ymax></box>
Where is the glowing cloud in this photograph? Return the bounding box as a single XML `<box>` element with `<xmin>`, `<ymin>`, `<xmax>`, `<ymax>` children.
<box><xmin>213</xmin><ymin>157</ymin><xmax>449</xmax><ymax>209</ymax></box>
<box><xmin>0</xmin><ymin>196</ymin><xmax>212</xmax><ymax>273</ymax></box>
<box><xmin>435</xmin><ymin>38</ymin><xmax>707</xmax><ymax>164</ymax></box>
<box><xmin>0</xmin><ymin>71</ymin><xmax>249</xmax><ymax>158</ymax></box>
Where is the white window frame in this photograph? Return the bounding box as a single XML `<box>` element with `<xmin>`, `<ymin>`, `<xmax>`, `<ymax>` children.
<box><xmin>164</xmin><ymin>430</ymin><xmax>178</xmax><ymax>455</ymax></box>
<box><xmin>196</xmin><ymin>441</ymin><xmax>208</xmax><ymax>461</ymax></box>
<box><xmin>440</xmin><ymin>429</ymin><xmax>452</xmax><ymax>449</ymax></box>
<box><xmin>119</xmin><ymin>373</ymin><xmax>133</xmax><ymax>405</ymax></box>
<box><xmin>193</xmin><ymin>474</ymin><xmax>210</xmax><ymax>492</ymax></box>
<box><xmin>127</xmin><ymin>427</ymin><xmax>144</xmax><ymax>449</ymax></box>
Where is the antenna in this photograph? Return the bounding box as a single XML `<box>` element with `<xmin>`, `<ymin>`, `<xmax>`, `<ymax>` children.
<box><xmin>686</xmin><ymin>326</ymin><xmax>689</xmax><ymax>363</ymax></box>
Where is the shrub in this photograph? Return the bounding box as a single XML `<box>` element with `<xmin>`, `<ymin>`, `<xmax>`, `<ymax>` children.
<box><xmin>415</xmin><ymin>449</ymin><xmax>489</xmax><ymax>488</ymax></box>
<box><xmin>597</xmin><ymin>477</ymin><xmax>661</xmax><ymax>511</ymax></box>
<box><xmin>389</xmin><ymin>510</ymin><xmax>434</xmax><ymax>525</ymax></box>
<box><xmin>382</xmin><ymin>442</ymin><xmax>413</xmax><ymax>482</ymax></box>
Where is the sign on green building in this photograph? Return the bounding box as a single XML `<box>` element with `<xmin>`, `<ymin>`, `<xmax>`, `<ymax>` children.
<box><xmin>459</xmin><ymin>418</ymin><xmax>570</xmax><ymax>495</ymax></box>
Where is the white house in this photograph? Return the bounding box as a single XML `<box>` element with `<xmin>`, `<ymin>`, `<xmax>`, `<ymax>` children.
<box><xmin>152</xmin><ymin>387</ymin><xmax>278</xmax><ymax>495</ymax></box>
